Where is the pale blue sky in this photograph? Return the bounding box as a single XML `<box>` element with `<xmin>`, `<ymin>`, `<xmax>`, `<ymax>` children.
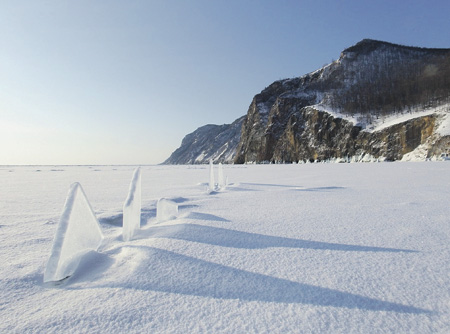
<box><xmin>1</xmin><ymin>0</ymin><xmax>449</xmax><ymax>165</ymax></box>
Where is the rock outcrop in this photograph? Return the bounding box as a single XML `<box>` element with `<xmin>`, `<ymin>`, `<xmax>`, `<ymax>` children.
<box><xmin>267</xmin><ymin>108</ymin><xmax>445</xmax><ymax>163</ymax></box>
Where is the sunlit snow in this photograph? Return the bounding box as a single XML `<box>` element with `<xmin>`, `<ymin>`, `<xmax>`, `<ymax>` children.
<box><xmin>1</xmin><ymin>163</ymin><xmax>449</xmax><ymax>333</ymax></box>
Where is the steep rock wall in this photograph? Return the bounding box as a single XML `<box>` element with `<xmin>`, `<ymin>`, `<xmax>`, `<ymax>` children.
<box><xmin>242</xmin><ymin>107</ymin><xmax>443</xmax><ymax>163</ymax></box>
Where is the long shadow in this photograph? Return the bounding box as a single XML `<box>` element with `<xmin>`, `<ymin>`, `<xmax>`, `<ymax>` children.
<box><xmin>294</xmin><ymin>186</ymin><xmax>346</xmax><ymax>192</ymax></box>
<box><xmin>67</xmin><ymin>246</ymin><xmax>429</xmax><ymax>314</ymax></box>
<box><xmin>98</xmin><ymin>213</ymin><xmax>123</xmax><ymax>227</ymax></box>
<box><xmin>170</xmin><ymin>197</ymin><xmax>189</xmax><ymax>203</ymax></box>
<box><xmin>147</xmin><ymin>224</ymin><xmax>417</xmax><ymax>253</ymax></box>
<box><xmin>225</xmin><ymin>183</ymin><xmax>260</xmax><ymax>192</ymax></box>
<box><xmin>185</xmin><ymin>212</ymin><xmax>230</xmax><ymax>222</ymax></box>
<box><xmin>226</xmin><ymin>187</ymin><xmax>258</xmax><ymax>192</ymax></box>
<box><xmin>241</xmin><ymin>182</ymin><xmax>301</xmax><ymax>188</ymax></box>
<box><xmin>178</xmin><ymin>204</ymin><xmax>199</xmax><ymax>211</ymax></box>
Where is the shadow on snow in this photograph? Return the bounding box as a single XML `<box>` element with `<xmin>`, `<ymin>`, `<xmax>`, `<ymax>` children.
<box><xmin>65</xmin><ymin>246</ymin><xmax>429</xmax><ymax>314</ymax></box>
<box><xmin>293</xmin><ymin>186</ymin><xmax>346</xmax><ymax>192</ymax></box>
<box><xmin>98</xmin><ymin>208</ymin><xmax>156</xmax><ymax>227</ymax></box>
<box><xmin>185</xmin><ymin>212</ymin><xmax>231</xmax><ymax>222</ymax></box>
<box><xmin>144</xmin><ymin>223</ymin><xmax>417</xmax><ymax>253</ymax></box>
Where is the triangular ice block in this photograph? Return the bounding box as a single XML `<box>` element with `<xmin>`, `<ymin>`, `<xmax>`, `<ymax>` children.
<box><xmin>44</xmin><ymin>182</ymin><xmax>103</xmax><ymax>282</ymax></box>
<box><xmin>123</xmin><ymin>167</ymin><xmax>141</xmax><ymax>241</ymax></box>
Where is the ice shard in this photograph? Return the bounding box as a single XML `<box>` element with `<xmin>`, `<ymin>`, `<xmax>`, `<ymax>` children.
<box><xmin>156</xmin><ymin>198</ymin><xmax>179</xmax><ymax>223</ymax></box>
<box><xmin>218</xmin><ymin>163</ymin><xmax>225</xmax><ymax>189</ymax></box>
<box><xmin>44</xmin><ymin>182</ymin><xmax>104</xmax><ymax>282</ymax></box>
<box><xmin>123</xmin><ymin>167</ymin><xmax>141</xmax><ymax>241</ymax></box>
<box><xmin>209</xmin><ymin>160</ymin><xmax>215</xmax><ymax>191</ymax></box>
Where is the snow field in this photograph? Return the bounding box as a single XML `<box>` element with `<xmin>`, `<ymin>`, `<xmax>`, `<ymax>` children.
<box><xmin>0</xmin><ymin>163</ymin><xmax>449</xmax><ymax>333</ymax></box>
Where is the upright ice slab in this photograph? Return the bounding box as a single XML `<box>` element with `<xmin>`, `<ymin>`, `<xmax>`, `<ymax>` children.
<box><xmin>209</xmin><ymin>160</ymin><xmax>215</xmax><ymax>191</ymax></box>
<box><xmin>123</xmin><ymin>167</ymin><xmax>141</xmax><ymax>241</ymax></box>
<box><xmin>44</xmin><ymin>182</ymin><xmax>103</xmax><ymax>282</ymax></box>
<box><xmin>156</xmin><ymin>198</ymin><xmax>179</xmax><ymax>223</ymax></box>
<box><xmin>218</xmin><ymin>163</ymin><xmax>226</xmax><ymax>189</ymax></box>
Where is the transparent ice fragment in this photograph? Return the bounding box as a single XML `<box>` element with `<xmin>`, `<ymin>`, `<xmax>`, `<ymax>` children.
<box><xmin>44</xmin><ymin>182</ymin><xmax>103</xmax><ymax>282</ymax></box>
<box><xmin>157</xmin><ymin>198</ymin><xmax>178</xmax><ymax>223</ymax></box>
<box><xmin>209</xmin><ymin>160</ymin><xmax>215</xmax><ymax>191</ymax></box>
<box><xmin>123</xmin><ymin>167</ymin><xmax>141</xmax><ymax>241</ymax></box>
<box><xmin>218</xmin><ymin>162</ymin><xmax>226</xmax><ymax>189</ymax></box>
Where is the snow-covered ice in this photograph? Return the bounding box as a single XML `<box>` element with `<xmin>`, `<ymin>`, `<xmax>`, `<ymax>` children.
<box><xmin>123</xmin><ymin>167</ymin><xmax>141</xmax><ymax>241</ymax></box>
<box><xmin>1</xmin><ymin>163</ymin><xmax>449</xmax><ymax>333</ymax></box>
<box><xmin>43</xmin><ymin>182</ymin><xmax>103</xmax><ymax>282</ymax></box>
<box><xmin>156</xmin><ymin>198</ymin><xmax>178</xmax><ymax>223</ymax></box>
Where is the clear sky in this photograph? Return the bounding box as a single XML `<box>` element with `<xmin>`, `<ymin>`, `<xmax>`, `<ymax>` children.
<box><xmin>1</xmin><ymin>0</ymin><xmax>449</xmax><ymax>165</ymax></box>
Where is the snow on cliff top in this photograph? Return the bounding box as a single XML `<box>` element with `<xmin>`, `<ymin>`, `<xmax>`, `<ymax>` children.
<box><xmin>436</xmin><ymin>110</ymin><xmax>450</xmax><ymax>136</ymax></box>
<box><xmin>313</xmin><ymin>103</ymin><xmax>450</xmax><ymax>133</ymax></box>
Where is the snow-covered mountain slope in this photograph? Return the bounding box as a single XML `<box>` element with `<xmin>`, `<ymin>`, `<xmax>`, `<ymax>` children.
<box><xmin>164</xmin><ymin>116</ymin><xmax>244</xmax><ymax>164</ymax></box>
<box><xmin>166</xmin><ymin>39</ymin><xmax>450</xmax><ymax>164</ymax></box>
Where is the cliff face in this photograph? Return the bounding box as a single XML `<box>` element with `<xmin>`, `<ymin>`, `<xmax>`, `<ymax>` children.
<box><xmin>165</xmin><ymin>39</ymin><xmax>450</xmax><ymax>164</ymax></box>
<box><xmin>268</xmin><ymin>108</ymin><xmax>443</xmax><ymax>163</ymax></box>
<box><xmin>359</xmin><ymin>115</ymin><xmax>437</xmax><ymax>161</ymax></box>
<box><xmin>269</xmin><ymin>106</ymin><xmax>361</xmax><ymax>163</ymax></box>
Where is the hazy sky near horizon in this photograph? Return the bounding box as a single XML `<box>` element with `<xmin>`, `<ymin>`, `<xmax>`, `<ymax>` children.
<box><xmin>1</xmin><ymin>0</ymin><xmax>449</xmax><ymax>165</ymax></box>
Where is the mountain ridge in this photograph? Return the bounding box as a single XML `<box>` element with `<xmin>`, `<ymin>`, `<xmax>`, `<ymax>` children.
<box><xmin>164</xmin><ymin>39</ymin><xmax>450</xmax><ymax>164</ymax></box>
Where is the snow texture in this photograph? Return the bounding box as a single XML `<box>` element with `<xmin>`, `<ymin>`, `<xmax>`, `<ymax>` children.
<box><xmin>43</xmin><ymin>182</ymin><xmax>103</xmax><ymax>282</ymax></box>
<box><xmin>1</xmin><ymin>164</ymin><xmax>449</xmax><ymax>333</ymax></box>
<box><xmin>156</xmin><ymin>198</ymin><xmax>179</xmax><ymax>223</ymax></box>
<box><xmin>123</xmin><ymin>167</ymin><xmax>141</xmax><ymax>241</ymax></box>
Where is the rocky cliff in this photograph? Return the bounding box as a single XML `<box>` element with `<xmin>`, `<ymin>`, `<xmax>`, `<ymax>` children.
<box><xmin>165</xmin><ymin>39</ymin><xmax>450</xmax><ymax>164</ymax></box>
<box><xmin>266</xmin><ymin>107</ymin><xmax>448</xmax><ymax>163</ymax></box>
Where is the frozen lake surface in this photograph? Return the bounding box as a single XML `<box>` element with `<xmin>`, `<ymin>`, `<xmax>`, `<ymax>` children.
<box><xmin>1</xmin><ymin>163</ymin><xmax>449</xmax><ymax>333</ymax></box>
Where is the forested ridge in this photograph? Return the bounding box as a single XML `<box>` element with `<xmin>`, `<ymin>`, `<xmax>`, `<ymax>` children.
<box><xmin>330</xmin><ymin>42</ymin><xmax>450</xmax><ymax>120</ymax></box>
